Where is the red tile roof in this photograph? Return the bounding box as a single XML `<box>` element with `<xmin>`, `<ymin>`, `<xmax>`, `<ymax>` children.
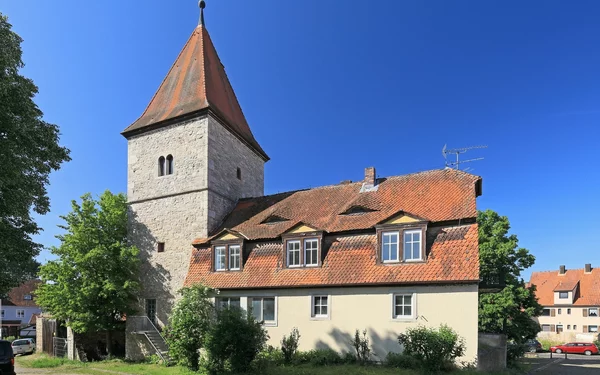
<box><xmin>185</xmin><ymin>224</ymin><xmax>479</xmax><ymax>289</ymax></box>
<box><xmin>186</xmin><ymin>169</ymin><xmax>481</xmax><ymax>289</ymax></box>
<box><xmin>2</xmin><ymin>280</ymin><xmax>40</xmax><ymax>307</ymax></box>
<box><xmin>122</xmin><ymin>25</ymin><xmax>268</xmax><ymax>161</ymax></box>
<box><xmin>553</xmin><ymin>280</ymin><xmax>579</xmax><ymax>292</ymax></box>
<box><xmin>194</xmin><ymin>169</ymin><xmax>481</xmax><ymax>244</ymax></box>
<box><xmin>530</xmin><ymin>268</ymin><xmax>600</xmax><ymax>306</ymax></box>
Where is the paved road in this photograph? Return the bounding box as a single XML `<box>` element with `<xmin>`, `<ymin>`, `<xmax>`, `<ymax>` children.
<box><xmin>523</xmin><ymin>353</ymin><xmax>600</xmax><ymax>374</ymax></box>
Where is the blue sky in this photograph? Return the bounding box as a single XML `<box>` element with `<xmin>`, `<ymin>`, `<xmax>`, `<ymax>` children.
<box><xmin>3</xmin><ymin>0</ymin><xmax>599</xmax><ymax>280</ymax></box>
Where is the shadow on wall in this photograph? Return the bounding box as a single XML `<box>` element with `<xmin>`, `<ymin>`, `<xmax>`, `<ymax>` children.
<box><xmin>315</xmin><ymin>327</ymin><xmax>401</xmax><ymax>360</ymax></box>
<box><xmin>128</xmin><ymin>209</ymin><xmax>173</xmax><ymax>326</ymax></box>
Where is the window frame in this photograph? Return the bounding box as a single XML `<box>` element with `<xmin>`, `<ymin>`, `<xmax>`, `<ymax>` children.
<box><xmin>381</xmin><ymin>231</ymin><xmax>400</xmax><ymax>263</ymax></box>
<box><xmin>304</xmin><ymin>238</ymin><xmax>319</xmax><ymax>267</ymax></box>
<box><xmin>166</xmin><ymin>154</ymin><xmax>174</xmax><ymax>175</ymax></box>
<box><xmin>376</xmin><ymin>223</ymin><xmax>427</xmax><ymax>264</ymax></box>
<box><xmin>282</xmin><ymin>232</ymin><xmax>323</xmax><ymax>269</ymax></box>
<box><xmin>310</xmin><ymin>294</ymin><xmax>330</xmax><ymax>320</ymax></box>
<box><xmin>559</xmin><ymin>291</ymin><xmax>569</xmax><ymax>299</ymax></box>
<box><xmin>145</xmin><ymin>299</ymin><xmax>157</xmax><ymax>325</ymax></box>
<box><xmin>16</xmin><ymin>309</ymin><xmax>25</xmax><ymax>319</ymax></box>
<box><xmin>558</xmin><ymin>308</ymin><xmax>562</xmax><ymax>314</ymax></box>
<box><xmin>158</xmin><ymin>156</ymin><xmax>165</xmax><ymax>176</ymax></box>
<box><xmin>286</xmin><ymin>240</ymin><xmax>302</xmax><ymax>268</ymax></box>
<box><xmin>211</xmin><ymin>240</ymin><xmax>244</xmax><ymax>272</ymax></box>
<box><xmin>567</xmin><ymin>308</ymin><xmax>571</xmax><ymax>315</ymax></box>
<box><xmin>403</xmin><ymin>229</ymin><xmax>423</xmax><ymax>262</ymax></box>
<box><xmin>589</xmin><ymin>325</ymin><xmax>599</xmax><ymax>333</ymax></box>
<box><xmin>216</xmin><ymin>297</ymin><xmax>241</xmax><ymax>311</ymax></box>
<box><xmin>249</xmin><ymin>296</ymin><xmax>277</xmax><ymax>326</ymax></box>
<box><xmin>157</xmin><ymin>242</ymin><xmax>165</xmax><ymax>253</ymax></box>
<box><xmin>23</xmin><ymin>294</ymin><xmax>32</xmax><ymax>301</ymax></box>
<box><xmin>391</xmin><ymin>292</ymin><xmax>417</xmax><ymax>320</ymax></box>
<box><xmin>541</xmin><ymin>324</ymin><xmax>551</xmax><ymax>332</ymax></box>
<box><xmin>541</xmin><ymin>308</ymin><xmax>551</xmax><ymax>316</ymax></box>
<box><xmin>589</xmin><ymin>308</ymin><xmax>599</xmax><ymax>317</ymax></box>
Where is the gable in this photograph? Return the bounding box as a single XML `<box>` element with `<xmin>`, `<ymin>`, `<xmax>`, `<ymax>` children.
<box><xmin>215</xmin><ymin>232</ymin><xmax>242</xmax><ymax>241</ymax></box>
<box><xmin>383</xmin><ymin>213</ymin><xmax>423</xmax><ymax>225</ymax></box>
<box><xmin>288</xmin><ymin>224</ymin><xmax>319</xmax><ymax>234</ymax></box>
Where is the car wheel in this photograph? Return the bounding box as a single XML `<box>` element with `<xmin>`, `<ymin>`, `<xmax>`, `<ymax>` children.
<box><xmin>555</xmin><ymin>349</ymin><xmax>562</xmax><ymax>354</ymax></box>
<box><xmin>585</xmin><ymin>350</ymin><xmax>592</xmax><ymax>356</ymax></box>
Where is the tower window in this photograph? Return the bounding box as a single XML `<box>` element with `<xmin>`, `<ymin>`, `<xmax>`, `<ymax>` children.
<box><xmin>157</xmin><ymin>242</ymin><xmax>165</xmax><ymax>253</ymax></box>
<box><xmin>158</xmin><ymin>156</ymin><xmax>165</xmax><ymax>176</ymax></box>
<box><xmin>237</xmin><ymin>167</ymin><xmax>241</xmax><ymax>180</ymax></box>
<box><xmin>166</xmin><ymin>155</ymin><xmax>174</xmax><ymax>175</ymax></box>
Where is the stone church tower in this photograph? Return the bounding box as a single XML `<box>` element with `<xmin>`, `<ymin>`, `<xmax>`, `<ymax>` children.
<box><xmin>121</xmin><ymin>3</ymin><xmax>268</xmax><ymax>327</ymax></box>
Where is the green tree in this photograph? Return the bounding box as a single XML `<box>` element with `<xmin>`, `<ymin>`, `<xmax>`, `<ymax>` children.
<box><xmin>478</xmin><ymin>209</ymin><xmax>542</xmax><ymax>345</ymax></box>
<box><xmin>164</xmin><ymin>285</ymin><xmax>215</xmax><ymax>370</ymax></box>
<box><xmin>36</xmin><ymin>191</ymin><xmax>139</xmax><ymax>355</ymax></box>
<box><xmin>0</xmin><ymin>14</ymin><xmax>70</xmax><ymax>295</ymax></box>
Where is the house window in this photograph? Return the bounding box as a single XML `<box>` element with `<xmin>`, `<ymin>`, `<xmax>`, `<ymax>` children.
<box><xmin>403</xmin><ymin>230</ymin><xmax>422</xmax><ymax>261</ymax></box>
<box><xmin>237</xmin><ymin>167</ymin><xmax>241</xmax><ymax>180</ymax></box>
<box><xmin>589</xmin><ymin>325</ymin><xmax>599</xmax><ymax>333</ymax></box>
<box><xmin>567</xmin><ymin>308</ymin><xmax>571</xmax><ymax>315</ymax></box>
<box><xmin>250</xmin><ymin>297</ymin><xmax>276</xmax><ymax>325</ymax></box>
<box><xmin>229</xmin><ymin>245</ymin><xmax>241</xmax><ymax>270</ymax></box>
<box><xmin>24</xmin><ymin>294</ymin><xmax>32</xmax><ymax>300</ymax></box>
<box><xmin>215</xmin><ymin>246</ymin><xmax>226</xmax><ymax>271</ymax></box>
<box><xmin>311</xmin><ymin>295</ymin><xmax>329</xmax><ymax>318</ymax></box>
<box><xmin>557</xmin><ymin>324</ymin><xmax>564</xmax><ymax>333</ymax></box>
<box><xmin>559</xmin><ymin>292</ymin><xmax>568</xmax><ymax>299</ymax></box>
<box><xmin>304</xmin><ymin>239</ymin><xmax>319</xmax><ymax>266</ymax></box>
<box><xmin>217</xmin><ymin>297</ymin><xmax>240</xmax><ymax>310</ymax></box>
<box><xmin>558</xmin><ymin>308</ymin><xmax>562</xmax><ymax>314</ymax></box>
<box><xmin>589</xmin><ymin>308</ymin><xmax>599</xmax><ymax>317</ymax></box>
<box><xmin>158</xmin><ymin>156</ymin><xmax>165</xmax><ymax>176</ymax></box>
<box><xmin>0</xmin><ymin>310</ymin><xmax>4</xmax><ymax>318</ymax></box>
<box><xmin>381</xmin><ymin>231</ymin><xmax>399</xmax><ymax>262</ymax></box>
<box><xmin>16</xmin><ymin>310</ymin><xmax>25</xmax><ymax>319</ymax></box>
<box><xmin>145</xmin><ymin>299</ymin><xmax>156</xmax><ymax>325</ymax></box>
<box><xmin>157</xmin><ymin>242</ymin><xmax>165</xmax><ymax>253</ymax></box>
<box><xmin>393</xmin><ymin>294</ymin><xmax>415</xmax><ymax>319</ymax></box>
<box><xmin>166</xmin><ymin>155</ymin><xmax>174</xmax><ymax>175</ymax></box>
<box><xmin>287</xmin><ymin>240</ymin><xmax>301</xmax><ymax>267</ymax></box>
<box><xmin>567</xmin><ymin>325</ymin><xmax>571</xmax><ymax>330</ymax></box>
<box><xmin>541</xmin><ymin>308</ymin><xmax>551</xmax><ymax>316</ymax></box>
<box><xmin>542</xmin><ymin>324</ymin><xmax>551</xmax><ymax>332</ymax></box>
<box><xmin>573</xmin><ymin>325</ymin><xmax>577</xmax><ymax>330</ymax></box>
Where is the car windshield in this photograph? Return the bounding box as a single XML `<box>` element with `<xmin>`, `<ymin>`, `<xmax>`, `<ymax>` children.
<box><xmin>0</xmin><ymin>341</ymin><xmax>11</xmax><ymax>357</ymax></box>
<box><xmin>13</xmin><ymin>339</ymin><xmax>29</xmax><ymax>345</ymax></box>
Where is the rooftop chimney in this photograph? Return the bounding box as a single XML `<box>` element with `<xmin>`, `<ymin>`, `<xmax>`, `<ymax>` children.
<box><xmin>559</xmin><ymin>265</ymin><xmax>566</xmax><ymax>275</ymax></box>
<box><xmin>360</xmin><ymin>167</ymin><xmax>378</xmax><ymax>193</ymax></box>
<box><xmin>585</xmin><ymin>264</ymin><xmax>592</xmax><ymax>273</ymax></box>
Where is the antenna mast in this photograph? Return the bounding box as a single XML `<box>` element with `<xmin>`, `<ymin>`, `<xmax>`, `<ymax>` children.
<box><xmin>442</xmin><ymin>145</ymin><xmax>487</xmax><ymax>170</ymax></box>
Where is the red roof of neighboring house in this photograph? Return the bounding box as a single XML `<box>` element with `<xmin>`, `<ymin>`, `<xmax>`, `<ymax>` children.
<box><xmin>186</xmin><ymin>169</ymin><xmax>481</xmax><ymax>290</ymax></box>
<box><xmin>122</xmin><ymin>24</ymin><xmax>268</xmax><ymax>161</ymax></box>
<box><xmin>194</xmin><ymin>169</ymin><xmax>481</xmax><ymax>244</ymax></box>
<box><xmin>530</xmin><ymin>268</ymin><xmax>600</xmax><ymax>306</ymax></box>
<box><xmin>553</xmin><ymin>280</ymin><xmax>579</xmax><ymax>292</ymax></box>
<box><xmin>185</xmin><ymin>224</ymin><xmax>479</xmax><ymax>289</ymax></box>
<box><xmin>2</xmin><ymin>280</ymin><xmax>41</xmax><ymax>307</ymax></box>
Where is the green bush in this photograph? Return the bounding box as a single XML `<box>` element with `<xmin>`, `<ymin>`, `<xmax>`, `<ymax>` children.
<box><xmin>204</xmin><ymin>307</ymin><xmax>269</xmax><ymax>374</ymax></box>
<box><xmin>352</xmin><ymin>329</ymin><xmax>371</xmax><ymax>363</ymax></box>
<box><xmin>254</xmin><ymin>346</ymin><xmax>285</xmax><ymax>371</ymax></box>
<box><xmin>293</xmin><ymin>349</ymin><xmax>342</xmax><ymax>366</ymax></box>
<box><xmin>507</xmin><ymin>342</ymin><xmax>526</xmax><ymax>367</ymax></box>
<box><xmin>341</xmin><ymin>351</ymin><xmax>357</xmax><ymax>364</ymax></box>
<box><xmin>3</xmin><ymin>336</ymin><xmax>16</xmax><ymax>342</ymax></box>
<box><xmin>385</xmin><ymin>352</ymin><xmax>421</xmax><ymax>369</ymax></box>
<box><xmin>281</xmin><ymin>327</ymin><xmax>300</xmax><ymax>364</ymax></box>
<box><xmin>397</xmin><ymin>324</ymin><xmax>465</xmax><ymax>372</ymax></box>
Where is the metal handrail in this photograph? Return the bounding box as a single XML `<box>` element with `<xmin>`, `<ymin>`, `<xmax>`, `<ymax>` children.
<box><xmin>127</xmin><ymin>316</ymin><xmax>170</xmax><ymax>363</ymax></box>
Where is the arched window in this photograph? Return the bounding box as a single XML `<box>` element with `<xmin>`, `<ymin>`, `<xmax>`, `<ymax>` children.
<box><xmin>166</xmin><ymin>155</ymin><xmax>174</xmax><ymax>175</ymax></box>
<box><xmin>236</xmin><ymin>167</ymin><xmax>241</xmax><ymax>180</ymax></box>
<box><xmin>158</xmin><ymin>156</ymin><xmax>165</xmax><ymax>176</ymax></box>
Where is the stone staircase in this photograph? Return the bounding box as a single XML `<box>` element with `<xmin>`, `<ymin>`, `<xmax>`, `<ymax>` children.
<box><xmin>128</xmin><ymin>316</ymin><xmax>171</xmax><ymax>364</ymax></box>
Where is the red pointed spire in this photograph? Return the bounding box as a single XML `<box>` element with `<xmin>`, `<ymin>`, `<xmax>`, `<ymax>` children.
<box><xmin>123</xmin><ymin>2</ymin><xmax>268</xmax><ymax>161</ymax></box>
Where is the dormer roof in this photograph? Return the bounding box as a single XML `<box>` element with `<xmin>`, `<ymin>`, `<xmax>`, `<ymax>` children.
<box><xmin>554</xmin><ymin>280</ymin><xmax>579</xmax><ymax>292</ymax></box>
<box><xmin>122</xmin><ymin>21</ymin><xmax>268</xmax><ymax>161</ymax></box>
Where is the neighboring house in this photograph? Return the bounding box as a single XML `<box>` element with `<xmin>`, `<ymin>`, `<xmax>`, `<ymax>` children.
<box><xmin>123</xmin><ymin>4</ymin><xmax>483</xmax><ymax>362</ymax></box>
<box><xmin>529</xmin><ymin>264</ymin><xmax>600</xmax><ymax>342</ymax></box>
<box><xmin>1</xmin><ymin>280</ymin><xmax>42</xmax><ymax>338</ymax></box>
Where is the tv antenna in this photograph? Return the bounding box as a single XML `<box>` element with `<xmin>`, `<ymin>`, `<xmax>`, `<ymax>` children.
<box><xmin>442</xmin><ymin>145</ymin><xmax>487</xmax><ymax>170</ymax></box>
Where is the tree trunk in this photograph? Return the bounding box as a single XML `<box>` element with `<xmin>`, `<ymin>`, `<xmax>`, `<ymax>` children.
<box><xmin>106</xmin><ymin>330</ymin><xmax>113</xmax><ymax>357</ymax></box>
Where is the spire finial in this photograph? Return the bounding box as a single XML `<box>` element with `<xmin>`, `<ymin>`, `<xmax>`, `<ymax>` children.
<box><xmin>199</xmin><ymin>1</ymin><xmax>206</xmax><ymax>26</ymax></box>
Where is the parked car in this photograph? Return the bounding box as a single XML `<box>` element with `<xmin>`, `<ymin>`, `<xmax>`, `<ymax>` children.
<box><xmin>0</xmin><ymin>340</ymin><xmax>16</xmax><ymax>375</ymax></box>
<box><xmin>550</xmin><ymin>342</ymin><xmax>599</xmax><ymax>355</ymax></box>
<box><xmin>525</xmin><ymin>339</ymin><xmax>542</xmax><ymax>353</ymax></box>
<box><xmin>11</xmin><ymin>338</ymin><xmax>35</xmax><ymax>355</ymax></box>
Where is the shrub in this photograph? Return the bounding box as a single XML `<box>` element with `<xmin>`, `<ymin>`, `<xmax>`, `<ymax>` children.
<box><xmin>507</xmin><ymin>342</ymin><xmax>527</xmax><ymax>367</ymax></box>
<box><xmin>352</xmin><ymin>329</ymin><xmax>371</xmax><ymax>363</ymax></box>
<box><xmin>163</xmin><ymin>285</ymin><xmax>215</xmax><ymax>371</ymax></box>
<box><xmin>293</xmin><ymin>349</ymin><xmax>342</xmax><ymax>366</ymax></box>
<box><xmin>342</xmin><ymin>351</ymin><xmax>357</xmax><ymax>364</ymax></box>
<box><xmin>254</xmin><ymin>346</ymin><xmax>284</xmax><ymax>371</ymax></box>
<box><xmin>3</xmin><ymin>336</ymin><xmax>16</xmax><ymax>342</ymax></box>
<box><xmin>204</xmin><ymin>307</ymin><xmax>269</xmax><ymax>374</ymax></box>
<box><xmin>397</xmin><ymin>324</ymin><xmax>465</xmax><ymax>372</ymax></box>
<box><xmin>281</xmin><ymin>327</ymin><xmax>300</xmax><ymax>364</ymax></box>
<box><xmin>385</xmin><ymin>352</ymin><xmax>421</xmax><ymax>369</ymax></box>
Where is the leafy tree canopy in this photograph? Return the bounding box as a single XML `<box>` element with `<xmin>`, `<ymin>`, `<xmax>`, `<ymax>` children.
<box><xmin>478</xmin><ymin>209</ymin><xmax>542</xmax><ymax>344</ymax></box>
<box><xmin>0</xmin><ymin>13</ymin><xmax>70</xmax><ymax>295</ymax></box>
<box><xmin>36</xmin><ymin>191</ymin><xmax>140</xmax><ymax>342</ymax></box>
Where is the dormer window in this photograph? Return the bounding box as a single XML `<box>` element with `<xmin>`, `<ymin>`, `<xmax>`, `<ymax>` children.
<box><xmin>559</xmin><ymin>292</ymin><xmax>569</xmax><ymax>299</ymax></box>
<box><xmin>285</xmin><ymin>238</ymin><xmax>321</xmax><ymax>267</ymax></box>
<box><xmin>213</xmin><ymin>243</ymin><xmax>243</xmax><ymax>272</ymax></box>
<box><xmin>24</xmin><ymin>294</ymin><xmax>32</xmax><ymax>301</ymax></box>
<box><xmin>376</xmin><ymin>224</ymin><xmax>426</xmax><ymax>263</ymax></box>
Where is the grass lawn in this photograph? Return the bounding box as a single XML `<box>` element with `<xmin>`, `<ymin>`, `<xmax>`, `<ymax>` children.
<box><xmin>16</xmin><ymin>354</ymin><xmax>520</xmax><ymax>375</ymax></box>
